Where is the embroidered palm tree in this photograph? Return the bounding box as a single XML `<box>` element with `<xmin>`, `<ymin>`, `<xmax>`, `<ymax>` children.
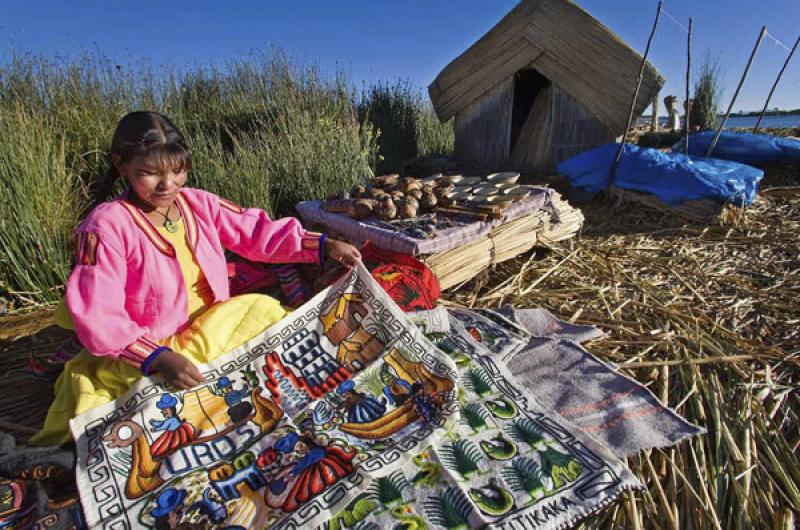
<box><xmin>463</xmin><ymin>367</ymin><xmax>493</xmax><ymax>397</ymax></box>
<box><xmin>367</xmin><ymin>471</ymin><xmax>411</xmax><ymax>509</ymax></box>
<box><xmin>501</xmin><ymin>457</ymin><xmax>548</xmax><ymax>503</ymax></box>
<box><xmin>395</xmin><ymin>283</ymin><xmax>420</xmax><ymax>309</ymax></box>
<box><xmin>460</xmin><ymin>403</ymin><xmax>490</xmax><ymax>433</ymax></box>
<box><xmin>439</xmin><ymin>439</ymin><xmax>484</xmax><ymax>480</ymax></box>
<box><xmin>505</xmin><ymin>417</ymin><xmax>546</xmax><ymax>451</ymax></box>
<box><xmin>427</xmin><ymin>334</ymin><xmax>471</xmax><ymax>367</ymax></box>
<box><xmin>539</xmin><ymin>446</ymin><xmax>583</xmax><ymax>489</ymax></box>
<box><xmin>241</xmin><ymin>366</ymin><xmax>259</xmax><ymax>388</ymax></box>
<box><xmin>423</xmin><ymin>486</ymin><xmax>474</xmax><ymax>530</ymax></box>
<box><xmin>358</xmin><ymin>359</ymin><xmax>388</xmax><ymax>397</ymax></box>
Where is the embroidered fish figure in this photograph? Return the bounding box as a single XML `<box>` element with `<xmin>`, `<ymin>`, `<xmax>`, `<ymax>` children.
<box><xmin>468</xmin><ymin>478</ymin><xmax>515</xmax><ymax>516</ymax></box>
<box><xmin>480</xmin><ymin>434</ymin><xmax>518</xmax><ymax>461</ymax></box>
<box><xmin>484</xmin><ymin>396</ymin><xmax>518</xmax><ymax>419</ymax></box>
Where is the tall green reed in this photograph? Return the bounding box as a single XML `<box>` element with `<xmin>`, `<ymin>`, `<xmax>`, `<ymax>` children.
<box><xmin>359</xmin><ymin>80</ymin><xmax>453</xmax><ymax>174</ymax></box>
<box><xmin>0</xmin><ymin>52</ymin><xmax>448</xmax><ymax>309</ymax></box>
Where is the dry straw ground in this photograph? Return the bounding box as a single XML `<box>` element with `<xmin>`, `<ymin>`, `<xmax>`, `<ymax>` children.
<box><xmin>0</xmin><ymin>179</ymin><xmax>798</xmax><ymax>529</ymax></box>
<box><xmin>446</xmin><ymin>184</ymin><xmax>799</xmax><ymax>529</ymax></box>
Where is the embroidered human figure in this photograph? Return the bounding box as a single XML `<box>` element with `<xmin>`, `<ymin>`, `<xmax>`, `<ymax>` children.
<box><xmin>380</xmin><ymin>364</ymin><xmax>413</xmax><ymax>406</ymax></box>
<box><xmin>411</xmin><ymin>383</ymin><xmax>442</xmax><ymax>425</ymax></box>
<box><xmin>336</xmin><ymin>380</ymin><xmax>386</xmax><ymax>424</ymax></box>
<box><xmin>149</xmin><ymin>394</ymin><xmax>198</xmax><ymax>458</ymax></box>
<box><xmin>30</xmin><ymin>111</ymin><xmax>362</xmax><ymax>447</ymax></box>
<box><xmin>266</xmin><ymin>427</ymin><xmax>355</xmax><ymax>513</ymax></box>
<box><xmin>150</xmin><ymin>487</ymin><xmax>208</xmax><ymax>530</ymax></box>
<box><xmin>212</xmin><ymin>376</ymin><xmax>253</xmax><ymax>423</ymax></box>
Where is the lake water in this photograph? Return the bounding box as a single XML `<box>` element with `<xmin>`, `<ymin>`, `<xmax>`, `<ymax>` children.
<box><xmin>720</xmin><ymin>114</ymin><xmax>799</xmax><ymax>129</ymax></box>
<box><xmin>638</xmin><ymin>114</ymin><xmax>799</xmax><ymax>130</ymax></box>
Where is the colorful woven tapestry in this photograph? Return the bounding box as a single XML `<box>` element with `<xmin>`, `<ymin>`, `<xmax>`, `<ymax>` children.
<box><xmin>71</xmin><ymin>265</ymin><xmax>639</xmax><ymax>530</ymax></box>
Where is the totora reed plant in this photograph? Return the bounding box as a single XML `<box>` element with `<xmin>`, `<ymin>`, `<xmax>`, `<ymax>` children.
<box><xmin>691</xmin><ymin>54</ymin><xmax>724</xmax><ymax>131</ymax></box>
<box><xmin>359</xmin><ymin>80</ymin><xmax>453</xmax><ymax>174</ymax></box>
<box><xmin>0</xmin><ymin>51</ymin><xmax>452</xmax><ymax>309</ymax></box>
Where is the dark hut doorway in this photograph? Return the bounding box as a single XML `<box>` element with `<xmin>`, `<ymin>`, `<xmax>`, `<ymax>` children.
<box><xmin>509</xmin><ymin>69</ymin><xmax>551</xmax><ymax>155</ymax></box>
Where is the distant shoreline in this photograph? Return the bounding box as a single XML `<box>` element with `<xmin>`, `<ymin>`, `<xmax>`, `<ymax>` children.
<box><xmin>729</xmin><ymin>109</ymin><xmax>800</xmax><ymax>118</ymax></box>
<box><xmin>649</xmin><ymin>109</ymin><xmax>800</xmax><ymax>119</ymax></box>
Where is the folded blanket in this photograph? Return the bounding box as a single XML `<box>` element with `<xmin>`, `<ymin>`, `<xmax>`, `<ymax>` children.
<box><xmin>456</xmin><ymin>306</ymin><xmax>703</xmax><ymax>458</ymax></box>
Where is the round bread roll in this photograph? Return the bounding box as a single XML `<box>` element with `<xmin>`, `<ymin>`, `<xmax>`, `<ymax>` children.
<box><xmin>378</xmin><ymin>197</ymin><xmax>397</xmax><ymax>220</ymax></box>
<box><xmin>420</xmin><ymin>191</ymin><xmax>438</xmax><ymax>211</ymax></box>
<box><xmin>396</xmin><ymin>199</ymin><xmax>417</xmax><ymax>219</ymax></box>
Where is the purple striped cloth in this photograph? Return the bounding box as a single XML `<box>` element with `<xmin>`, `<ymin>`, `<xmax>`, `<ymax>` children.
<box><xmin>297</xmin><ymin>187</ymin><xmax>556</xmax><ymax>256</ymax></box>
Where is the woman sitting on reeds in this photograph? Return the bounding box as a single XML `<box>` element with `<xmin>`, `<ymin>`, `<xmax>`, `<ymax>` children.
<box><xmin>32</xmin><ymin>111</ymin><xmax>361</xmax><ymax>445</ymax></box>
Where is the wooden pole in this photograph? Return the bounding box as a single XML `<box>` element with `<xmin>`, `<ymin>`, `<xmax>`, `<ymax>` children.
<box><xmin>753</xmin><ymin>34</ymin><xmax>800</xmax><ymax>133</ymax></box>
<box><xmin>651</xmin><ymin>90</ymin><xmax>660</xmax><ymax>132</ymax></box>
<box><xmin>610</xmin><ymin>0</ymin><xmax>663</xmax><ymax>180</ymax></box>
<box><xmin>706</xmin><ymin>26</ymin><xmax>767</xmax><ymax>158</ymax></box>
<box><xmin>683</xmin><ymin>18</ymin><xmax>693</xmax><ymax>155</ymax></box>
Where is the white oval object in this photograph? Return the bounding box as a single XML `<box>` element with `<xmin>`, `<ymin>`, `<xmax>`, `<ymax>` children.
<box><xmin>117</xmin><ymin>425</ymin><xmax>134</xmax><ymax>441</ymax></box>
<box><xmin>450</xmin><ymin>176</ymin><xmax>482</xmax><ymax>186</ymax></box>
<box><xmin>447</xmin><ymin>191</ymin><xmax>473</xmax><ymax>202</ymax></box>
<box><xmin>473</xmin><ymin>185</ymin><xmax>499</xmax><ymax>196</ymax></box>
<box><xmin>487</xmin><ymin>172</ymin><xmax>521</xmax><ymax>184</ymax></box>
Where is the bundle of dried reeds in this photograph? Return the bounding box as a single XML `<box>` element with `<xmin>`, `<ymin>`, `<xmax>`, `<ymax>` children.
<box><xmin>425</xmin><ymin>237</ymin><xmax>494</xmax><ymax>290</ymax></box>
<box><xmin>539</xmin><ymin>192</ymin><xmax>585</xmax><ymax>243</ymax></box>
<box><xmin>426</xmin><ymin>191</ymin><xmax>584</xmax><ymax>289</ymax></box>
<box><xmin>490</xmin><ymin>210</ymin><xmax>545</xmax><ymax>264</ymax></box>
<box><xmin>446</xmin><ymin>190</ymin><xmax>800</xmax><ymax>530</ymax></box>
<box><xmin>607</xmin><ymin>184</ymin><xmax>723</xmax><ymax>223</ymax></box>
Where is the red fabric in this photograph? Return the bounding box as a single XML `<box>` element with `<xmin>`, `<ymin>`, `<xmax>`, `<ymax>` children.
<box><xmin>227</xmin><ymin>260</ymin><xmax>279</xmax><ymax>296</ymax></box>
<box><xmin>281</xmin><ymin>446</ymin><xmax>355</xmax><ymax>512</ymax></box>
<box><xmin>150</xmin><ymin>422</ymin><xmax>199</xmax><ymax>458</ymax></box>
<box><xmin>361</xmin><ymin>242</ymin><xmax>440</xmax><ymax>311</ymax></box>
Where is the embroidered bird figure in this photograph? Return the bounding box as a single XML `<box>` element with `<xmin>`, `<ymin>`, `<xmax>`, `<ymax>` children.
<box><xmin>189</xmin><ymin>488</ymin><xmax>228</xmax><ymax>523</ymax></box>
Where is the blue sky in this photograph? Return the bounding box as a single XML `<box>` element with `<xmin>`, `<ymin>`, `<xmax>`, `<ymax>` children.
<box><xmin>1</xmin><ymin>0</ymin><xmax>798</xmax><ymax>113</ymax></box>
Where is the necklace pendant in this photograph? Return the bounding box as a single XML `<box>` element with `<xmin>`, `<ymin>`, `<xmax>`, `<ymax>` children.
<box><xmin>164</xmin><ymin>219</ymin><xmax>179</xmax><ymax>233</ymax></box>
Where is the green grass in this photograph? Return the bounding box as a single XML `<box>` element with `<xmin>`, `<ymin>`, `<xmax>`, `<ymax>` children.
<box><xmin>0</xmin><ymin>52</ymin><xmax>453</xmax><ymax>308</ymax></box>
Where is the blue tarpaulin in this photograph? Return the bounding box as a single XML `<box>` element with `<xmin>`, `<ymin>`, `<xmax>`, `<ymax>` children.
<box><xmin>557</xmin><ymin>143</ymin><xmax>763</xmax><ymax>206</ymax></box>
<box><xmin>673</xmin><ymin>131</ymin><xmax>800</xmax><ymax>165</ymax></box>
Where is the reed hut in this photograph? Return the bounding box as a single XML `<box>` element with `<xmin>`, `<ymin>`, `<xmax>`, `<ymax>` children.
<box><xmin>428</xmin><ymin>0</ymin><xmax>665</xmax><ymax>173</ymax></box>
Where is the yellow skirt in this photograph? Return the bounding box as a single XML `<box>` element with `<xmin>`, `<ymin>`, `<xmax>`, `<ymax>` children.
<box><xmin>31</xmin><ymin>294</ymin><xmax>286</xmax><ymax>446</ymax></box>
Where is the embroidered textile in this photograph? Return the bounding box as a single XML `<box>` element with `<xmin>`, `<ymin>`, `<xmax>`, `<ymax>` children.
<box><xmin>72</xmin><ymin>265</ymin><xmax>640</xmax><ymax>529</ymax></box>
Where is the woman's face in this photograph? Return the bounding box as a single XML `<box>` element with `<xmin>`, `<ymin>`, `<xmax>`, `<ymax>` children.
<box><xmin>118</xmin><ymin>155</ymin><xmax>187</xmax><ymax>210</ymax></box>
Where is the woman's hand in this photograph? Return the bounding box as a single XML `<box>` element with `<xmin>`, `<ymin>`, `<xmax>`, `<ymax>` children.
<box><xmin>325</xmin><ymin>239</ymin><xmax>362</xmax><ymax>268</ymax></box>
<box><xmin>149</xmin><ymin>349</ymin><xmax>206</xmax><ymax>390</ymax></box>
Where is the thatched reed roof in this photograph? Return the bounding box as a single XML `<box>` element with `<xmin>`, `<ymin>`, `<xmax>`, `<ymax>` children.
<box><xmin>428</xmin><ymin>0</ymin><xmax>665</xmax><ymax>133</ymax></box>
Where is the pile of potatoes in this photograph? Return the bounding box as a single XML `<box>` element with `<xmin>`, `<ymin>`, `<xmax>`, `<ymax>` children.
<box><xmin>341</xmin><ymin>174</ymin><xmax>458</xmax><ymax>221</ymax></box>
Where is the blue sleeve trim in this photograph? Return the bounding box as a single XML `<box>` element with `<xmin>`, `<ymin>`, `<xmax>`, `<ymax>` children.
<box><xmin>319</xmin><ymin>233</ymin><xmax>328</xmax><ymax>264</ymax></box>
<box><xmin>141</xmin><ymin>346</ymin><xmax>171</xmax><ymax>376</ymax></box>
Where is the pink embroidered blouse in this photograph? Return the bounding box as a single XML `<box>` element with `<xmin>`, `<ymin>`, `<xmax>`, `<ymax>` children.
<box><xmin>66</xmin><ymin>188</ymin><xmax>324</xmax><ymax>371</ymax></box>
